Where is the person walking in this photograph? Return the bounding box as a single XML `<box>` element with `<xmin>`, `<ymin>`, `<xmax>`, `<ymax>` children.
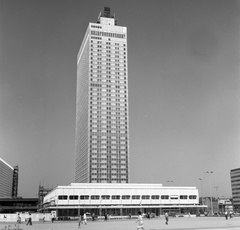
<box><xmin>26</xmin><ymin>214</ymin><xmax>32</xmax><ymax>225</ymax></box>
<box><xmin>136</xmin><ymin>211</ymin><xmax>144</xmax><ymax>230</ymax></box>
<box><xmin>51</xmin><ymin>213</ymin><xmax>55</xmax><ymax>223</ymax></box>
<box><xmin>78</xmin><ymin>214</ymin><xmax>83</xmax><ymax>228</ymax></box>
<box><xmin>92</xmin><ymin>213</ymin><xmax>95</xmax><ymax>221</ymax></box>
<box><xmin>104</xmin><ymin>213</ymin><xmax>108</xmax><ymax>221</ymax></box>
<box><xmin>225</xmin><ymin>211</ymin><xmax>228</xmax><ymax>220</ymax></box>
<box><xmin>16</xmin><ymin>213</ymin><xmax>21</xmax><ymax>229</ymax></box>
<box><xmin>17</xmin><ymin>213</ymin><xmax>21</xmax><ymax>224</ymax></box>
<box><xmin>83</xmin><ymin>213</ymin><xmax>87</xmax><ymax>225</ymax></box>
<box><xmin>165</xmin><ymin>212</ymin><xmax>169</xmax><ymax>225</ymax></box>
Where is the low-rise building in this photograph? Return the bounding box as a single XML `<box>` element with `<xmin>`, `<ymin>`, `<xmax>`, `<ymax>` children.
<box><xmin>43</xmin><ymin>183</ymin><xmax>203</xmax><ymax>218</ymax></box>
<box><xmin>0</xmin><ymin>197</ymin><xmax>38</xmax><ymax>213</ymax></box>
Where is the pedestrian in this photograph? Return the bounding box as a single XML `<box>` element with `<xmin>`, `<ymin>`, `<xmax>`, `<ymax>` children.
<box><xmin>51</xmin><ymin>213</ymin><xmax>55</xmax><ymax>223</ymax></box>
<box><xmin>26</xmin><ymin>214</ymin><xmax>32</xmax><ymax>225</ymax></box>
<box><xmin>78</xmin><ymin>215</ymin><xmax>83</xmax><ymax>228</ymax></box>
<box><xmin>129</xmin><ymin>213</ymin><xmax>132</xmax><ymax>219</ymax></box>
<box><xmin>147</xmin><ymin>212</ymin><xmax>150</xmax><ymax>219</ymax></box>
<box><xmin>104</xmin><ymin>213</ymin><xmax>108</xmax><ymax>221</ymax></box>
<box><xmin>225</xmin><ymin>211</ymin><xmax>228</xmax><ymax>220</ymax></box>
<box><xmin>136</xmin><ymin>211</ymin><xmax>144</xmax><ymax>230</ymax></box>
<box><xmin>43</xmin><ymin>213</ymin><xmax>45</xmax><ymax>222</ymax></box>
<box><xmin>165</xmin><ymin>212</ymin><xmax>169</xmax><ymax>225</ymax></box>
<box><xmin>17</xmin><ymin>213</ymin><xmax>21</xmax><ymax>224</ymax></box>
<box><xmin>83</xmin><ymin>212</ymin><xmax>87</xmax><ymax>225</ymax></box>
<box><xmin>92</xmin><ymin>213</ymin><xmax>95</xmax><ymax>221</ymax></box>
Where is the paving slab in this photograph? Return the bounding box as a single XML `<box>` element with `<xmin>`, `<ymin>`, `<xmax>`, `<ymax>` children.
<box><xmin>0</xmin><ymin>217</ymin><xmax>240</xmax><ymax>230</ymax></box>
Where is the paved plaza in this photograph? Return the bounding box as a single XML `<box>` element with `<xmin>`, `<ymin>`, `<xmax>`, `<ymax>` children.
<box><xmin>1</xmin><ymin>217</ymin><xmax>240</xmax><ymax>230</ymax></box>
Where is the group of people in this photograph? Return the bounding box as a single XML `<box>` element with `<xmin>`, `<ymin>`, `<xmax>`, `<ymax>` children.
<box><xmin>16</xmin><ymin>213</ymin><xmax>32</xmax><ymax>225</ymax></box>
<box><xmin>15</xmin><ymin>212</ymin><xmax>55</xmax><ymax>226</ymax></box>
<box><xmin>224</xmin><ymin>210</ymin><xmax>234</xmax><ymax>220</ymax></box>
<box><xmin>78</xmin><ymin>213</ymin><xmax>87</xmax><ymax>228</ymax></box>
<box><xmin>136</xmin><ymin>211</ymin><xmax>169</xmax><ymax>229</ymax></box>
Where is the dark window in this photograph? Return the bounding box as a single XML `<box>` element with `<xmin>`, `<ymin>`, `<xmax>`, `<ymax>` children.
<box><xmin>142</xmin><ymin>195</ymin><xmax>150</xmax><ymax>199</ymax></box>
<box><xmin>80</xmin><ymin>195</ymin><xmax>89</xmax><ymax>200</ymax></box>
<box><xmin>122</xmin><ymin>195</ymin><xmax>130</xmax><ymax>199</ymax></box>
<box><xmin>180</xmin><ymin>195</ymin><xmax>188</xmax><ymax>199</ymax></box>
<box><xmin>112</xmin><ymin>195</ymin><xmax>120</xmax><ymax>200</ymax></box>
<box><xmin>132</xmin><ymin>195</ymin><xmax>140</xmax><ymax>199</ymax></box>
<box><xmin>58</xmin><ymin>195</ymin><xmax>68</xmax><ymax>200</ymax></box>
<box><xmin>69</xmin><ymin>195</ymin><xmax>78</xmax><ymax>200</ymax></box>
<box><xmin>161</xmin><ymin>195</ymin><xmax>169</xmax><ymax>199</ymax></box>
<box><xmin>189</xmin><ymin>195</ymin><xmax>197</xmax><ymax>199</ymax></box>
<box><xmin>151</xmin><ymin>195</ymin><xmax>160</xmax><ymax>199</ymax></box>
<box><xmin>91</xmin><ymin>195</ymin><xmax>100</xmax><ymax>200</ymax></box>
<box><xmin>101</xmin><ymin>195</ymin><xmax>110</xmax><ymax>199</ymax></box>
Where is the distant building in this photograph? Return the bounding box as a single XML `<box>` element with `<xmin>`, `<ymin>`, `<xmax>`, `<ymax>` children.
<box><xmin>38</xmin><ymin>185</ymin><xmax>53</xmax><ymax>211</ymax></box>
<box><xmin>0</xmin><ymin>197</ymin><xmax>38</xmax><ymax>213</ymax></box>
<box><xmin>12</xmin><ymin>166</ymin><xmax>19</xmax><ymax>197</ymax></box>
<box><xmin>75</xmin><ymin>7</ymin><xmax>129</xmax><ymax>183</ymax></box>
<box><xmin>218</xmin><ymin>198</ymin><xmax>233</xmax><ymax>213</ymax></box>
<box><xmin>0</xmin><ymin>157</ymin><xmax>18</xmax><ymax>198</ymax></box>
<box><xmin>230</xmin><ymin>168</ymin><xmax>240</xmax><ymax>211</ymax></box>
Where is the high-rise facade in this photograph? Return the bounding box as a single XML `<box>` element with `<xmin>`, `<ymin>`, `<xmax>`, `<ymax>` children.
<box><xmin>75</xmin><ymin>7</ymin><xmax>130</xmax><ymax>183</ymax></box>
<box><xmin>0</xmin><ymin>157</ymin><xmax>18</xmax><ymax>197</ymax></box>
<box><xmin>230</xmin><ymin>168</ymin><xmax>240</xmax><ymax>210</ymax></box>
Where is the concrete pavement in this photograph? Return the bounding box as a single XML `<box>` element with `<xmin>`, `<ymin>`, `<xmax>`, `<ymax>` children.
<box><xmin>0</xmin><ymin>216</ymin><xmax>240</xmax><ymax>230</ymax></box>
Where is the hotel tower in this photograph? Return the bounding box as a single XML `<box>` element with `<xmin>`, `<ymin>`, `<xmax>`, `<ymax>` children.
<box><xmin>75</xmin><ymin>7</ymin><xmax>130</xmax><ymax>183</ymax></box>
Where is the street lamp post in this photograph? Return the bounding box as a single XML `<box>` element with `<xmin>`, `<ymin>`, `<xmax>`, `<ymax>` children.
<box><xmin>199</xmin><ymin>178</ymin><xmax>204</xmax><ymax>205</ymax></box>
<box><xmin>221</xmin><ymin>196</ymin><xmax>225</xmax><ymax>213</ymax></box>
<box><xmin>214</xmin><ymin>186</ymin><xmax>219</xmax><ymax>213</ymax></box>
<box><xmin>214</xmin><ymin>186</ymin><xmax>219</xmax><ymax>198</ymax></box>
<box><xmin>205</xmin><ymin>171</ymin><xmax>213</xmax><ymax>216</ymax></box>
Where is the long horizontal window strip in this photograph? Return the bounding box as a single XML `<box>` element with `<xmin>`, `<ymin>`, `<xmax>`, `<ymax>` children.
<box><xmin>91</xmin><ymin>30</ymin><xmax>126</xmax><ymax>39</ymax></box>
<box><xmin>57</xmin><ymin>195</ymin><xmax>197</xmax><ymax>200</ymax></box>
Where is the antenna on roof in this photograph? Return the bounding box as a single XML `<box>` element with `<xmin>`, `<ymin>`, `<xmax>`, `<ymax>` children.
<box><xmin>97</xmin><ymin>11</ymin><xmax>101</xmax><ymax>23</ymax></box>
<box><xmin>114</xmin><ymin>13</ymin><xmax>117</xmax><ymax>25</ymax></box>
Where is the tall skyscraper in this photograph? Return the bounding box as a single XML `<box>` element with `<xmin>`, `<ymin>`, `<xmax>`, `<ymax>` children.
<box><xmin>75</xmin><ymin>7</ymin><xmax>130</xmax><ymax>183</ymax></box>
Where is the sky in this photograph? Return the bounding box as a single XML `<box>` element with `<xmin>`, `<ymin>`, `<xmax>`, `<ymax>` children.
<box><xmin>0</xmin><ymin>0</ymin><xmax>240</xmax><ymax>198</ymax></box>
